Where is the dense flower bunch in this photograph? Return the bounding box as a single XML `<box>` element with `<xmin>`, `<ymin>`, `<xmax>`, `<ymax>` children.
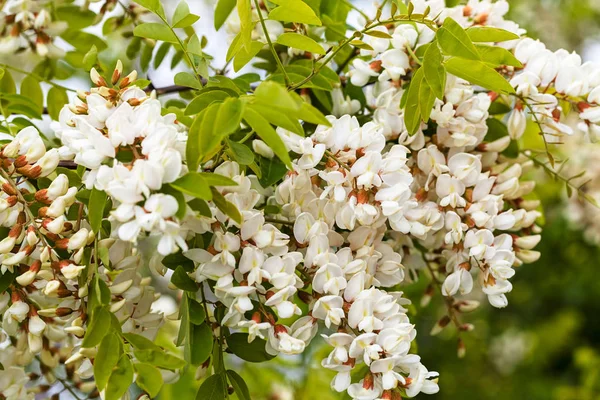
<box><xmin>0</xmin><ymin>0</ymin><xmax>598</xmax><ymax>399</ymax></box>
<box><xmin>0</xmin><ymin>0</ymin><xmax>67</xmax><ymax>57</ymax></box>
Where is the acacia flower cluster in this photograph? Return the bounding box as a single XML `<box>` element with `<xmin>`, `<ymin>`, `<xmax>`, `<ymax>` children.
<box><xmin>0</xmin><ymin>0</ymin><xmax>67</xmax><ymax>57</ymax></box>
<box><xmin>0</xmin><ymin>0</ymin><xmax>598</xmax><ymax>399</ymax></box>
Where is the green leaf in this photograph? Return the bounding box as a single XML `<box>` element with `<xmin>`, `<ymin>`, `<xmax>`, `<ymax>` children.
<box><xmin>269</xmin><ymin>0</ymin><xmax>322</xmax><ymax>26</ymax></box>
<box><xmin>0</xmin><ymin>70</ymin><xmax>16</xmax><ymax>95</ymax></box>
<box><xmin>105</xmin><ymin>355</ymin><xmax>133</xmax><ymax>400</ymax></box>
<box><xmin>171</xmin><ymin>266</ymin><xmax>198</xmax><ymax>292</ymax></box>
<box><xmin>176</xmin><ymin>294</ymin><xmax>190</xmax><ymax>346</ymax></box>
<box><xmin>94</xmin><ymin>333</ymin><xmax>122</xmax><ymax>391</ymax></box>
<box><xmin>187</xmin><ymin>98</ymin><xmax>244</xmax><ymax>170</ymax></box>
<box><xmin>243</xmin><ymin>108</ymin><xmax>292</xmax><ymax>168</ymax></box>
<box><xmin>170</xmin><ymin>173</ymin><xmax>212</xmax><ymax>200</ymax></box>
<box><xmin>228</xmin><ymin>140</ymin><xmax>254</xmax><ymax>165</ymax></box>
<box><xmin>234</xmin><ymin>41</ymin><xmax>264</xmax><ymax>72</ymax></box>
<box><xmin>404</xmin><ymin>67</ymin><xmax>424</xmax><ymax>135</ymax></box>
<box><xmin>248</xmin><ymin>103</ymin><xmax>304</xmax><ymax>136</ymax></box>
<box><xmin>198</xmin><ymin>172</ymin><xmax>237</xmax><ymax>187</ymax></box>
<box><xmin>419</xmin><ymin>78</ymin><xmax>436</xmax><ymax>123</ymax></box>
<box><xmin>133</xmin><ymin>23</ymin><xmax>179</xmax><ymax>43</ymax></box>
<box><xmin>237</xmin><ymin>0</ymin><xmax>254</xmax><ymax>50</ymax></box>
<box><xmin>134</xmin><ymin>0</ymin><xmax>166</xmax><ymax>18</ymax></box>
<box><xmin>88</xmin><ymin>188</ymin><xmax>107</xmax><ymax>233</ymax></box>
<box><xmin>188</xmin><ymin>298</ymin><xmax>206</xmax><ymax>325</ymax></box>
<box><xmin>258</xmin><ymin>157</ymin><xmax>287</xmax><ymax>187</ymax></box>
<box><xmin>123</xmin><ymin>333</ymin><xmax>161</xmax><ymax>350</ymax></box>
<box><xmin>55</xmin><ymin>5</ymin><xmax>97</xmax><ymax>30</ymax></box>
<box><xmin>276</xmin><ymin>32</ymin><xmax>326</xmax><ymax>55</ymax></box>
<box><xmin>187</xmin><ymin>33</ymin><xmax>203</xmax><ymax>56</ymax></box>
<box><xmin>62</xmin><ymin>30</ymin><xmax>107</xmax><ymax>52</ymax></box>
<box><xmin>423</xmin><ymin>42</ymin><xmax>446</xmax><ymax>100</ymax></box>
<box><xmin>215</xmin><ymin>0</ymin><xmax>237</xmax><ymax>30</ymax></box>
<box><xmin>255</xmin><ymin>81</ymin><xmax>299</xmax><ymax>111</ymax></box>
<box><xmin>175</xmin><ymin>71</ymin><xmax>203</xmax><ymax>90</ymax></box>
<box><xmin>134</xmin><ymin>363</ymin><xmax>164</xmax><ymax>397</ymax></box>
<box><xmin>227</xmin><ymin>370</ymin><xmax>251</xmax><ymax>400</ymax></box>
<box><xmin>154</xmin><ymin>42</ymin><xmax>171</xmax><ymax>69</ymax></box>
<box><xmin>196</xmin><ymin>373</ymin><xmax>227</xmax><ymax>400</ymax></box>
<box><xmin>364</xmin><ymin>30</ymin><xmax>393</xmax><ymax>39</ymax></box>
<box><xmin>82</xmin><ymin>307</ymin><xmax>111</xmax><ymax>348</ymax></box>
<box><xmin>444</xmin><ymin>57</ymin><xmax>515</xmax><ymax>94</ymax></box>
<box><xmin>134</xmin><ymin>349</ymin><xmax>186</xmax><ymax>370</ymax></box>
<box><xmin>82</xmin><ymin>45</ymin><xmax>99</xmax><ymax>71</ymax></box>
<box><xmin>466</xmin><ymin>26</ymin><xmax>520</xmax><ymax>43</ymax></box>
<box><xmin>162</xmin><ymin>251</ymin><xmax>195</xmax><ymax>272</ymax></box>
<box><xmin>296</xmin><ymin>101</ymin><xmax>331</xmax><ymax>126</ymax></box>
<box><xmin>20</xmin><ymin>76</ymin><xmax>43</xmax><ymax>114</ymax></box>
<box><xmin>185</xmin><ymin>90</ymin><xmax>231</xmax><ymax>116</ymax></box>
<box><xmin>227</xmin><ymin>333</ymin><xmax>275</xmax><ymax>363</ymax></box>
<box><xmin>487</xmin><ymin>118</ymin><xmax>518</xmax><ymax>158</ymax></box>
<box><xmin>47</xmin><ymin>87</ymin><xmax>69</xmax><ymax>121</ymax></box>
<box><xmin>172</xmin><ymin>1</ymin><xmax>200</xmax><ymax>28</ymax></box>
<box><xmin>211</xmin><ymin>188</ymin><xmax>242</xmax><ymax>224</ymax></box>
<box><xmin>436</xmin><ymin>17</ymin><xmax>480</xmax><ymax>60</ymax></box>
<box><xmin>475</xmin><ymin>44</ymin><xmax>523</xmax><ymax>68</ymax></box>
<box><xmin>190</xmin><ymin>323</ymin><xmax>213</xmax><ymax>365</ymax></box>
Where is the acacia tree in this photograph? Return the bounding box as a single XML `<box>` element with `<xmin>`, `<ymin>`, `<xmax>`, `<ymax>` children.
<box><xmin>0</xmin><ymin>0</ymin><xmax>597</xmax><ymax>399</ymax></box>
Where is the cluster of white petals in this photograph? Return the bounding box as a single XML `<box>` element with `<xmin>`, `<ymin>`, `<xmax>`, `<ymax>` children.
<box><xmin>0</xmin><ymin>0</ymin><xmax>67</xmax><ymax>57</ymax></box>
<box><xmin>53</xmin><ymin>68</ymin><xmax>192</xmax><ymax>256</ymax></box>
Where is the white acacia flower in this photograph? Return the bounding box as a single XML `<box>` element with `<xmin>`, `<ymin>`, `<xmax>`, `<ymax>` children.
<box><xmin>312</xmin><ymin>295</ymin><xmax>344</xmax><ymax>328</ymax></box>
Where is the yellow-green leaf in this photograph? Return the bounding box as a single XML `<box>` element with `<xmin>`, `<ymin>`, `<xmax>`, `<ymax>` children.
<box><xmin>133</xmin><ymin>23</ymin><xmax>178</xmax><ymax>43</ymax></box>
<box><xmin>444</xmin><ymin>57</ymin><xmax>515</xmax><ymax>94</ymax></box>
<box><xmin>466</xmin><ymin>26</ymin><xmax>520</xmax><ymax>43</ymax></box>
<box><xmin>437</xmin><ymin>18</ymin><xmax>480</xmax><ymax>60</ymax></box>
<box><xmin>269</xmin><ymin>0</ymin><xmax>322</xmax><ymax>26</ymax></box>
<box><xmin>243</xmin><ymin>107</ymin><xmax>292</xmax><ymax>168</ymax></box>
<box><xmin>276</xmin><ymin>32</ymin><xmax>325</xmax><ymax>55</ymax></box>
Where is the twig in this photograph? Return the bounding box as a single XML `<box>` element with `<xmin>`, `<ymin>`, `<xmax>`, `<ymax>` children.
<box><xmin>254</xmin><ymin>0</ymin><xmax>290</xmax><ymax>86</ymax></box>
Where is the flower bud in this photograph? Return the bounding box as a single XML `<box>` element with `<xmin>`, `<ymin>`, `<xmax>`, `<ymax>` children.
<box><xmin>480</xmin><ymin>136</ymin><xmax>511</xmax><ymax>152</ymax></box>
<box><xmin>430</xmin><ymin>315</ymin><xmax>451</xmax><ymax>336</ymax></box>
<box><xmin>508</xmin><ymin>109</ymin><xmax>527</xmax><ymax>140</ymax></box>
<box><xmin>43</xmin><ymin>280</ymin><xmax>61</xmax><ymax>297</ymax></box>
<box><xmin>112</xmin><ymin>60</ymin><xmax>123</xmax><ymax>85</ymax></box>
<box><xmin>517</xmin><ymin>249</ymin><xmax>541</xmax><ymax>263</ymax></box>
<box><xmin>110</xmin><ymin>279</ymin><xmax>133</xmax><ymax>295</ymax></box>
<box><xmin>457</xmin><ymin>338</ymin><xmax>466</xmax><ymax>358</ymax></box>
<box><xmin>420</xmin><ymin>284</ymin><xmax>434</xmax><ymax>307</ymax></box>
<box><xmin>252</xmin><ymin>140</ymin><xmax>274</xmax><ymax>159</ymax></box>
<box><xmin>16</xmin><ymin>269</ymin><xmax>37</xmax><ymax>286</ymax></box>
<box><xmin>119</xmin><ymin>70</ymin><xmax>138</xmax><ymax>88</ymax></box>
<box><xmin>90</xmin><ymin>68</ymin><xmax>107</xmax><ymax>87</ymax></box>
<box><xmin>38</xmin><ymin>308</ymin><xmax>57</xmax><ymax>317</ymax></box>
<box><xmin>67</xmin><ymin>228</ymin><xmax>89</xmax><ymax>251</ymax></box>
<box><xmin>515</xmin><ymin>234</ymin><xmax>541</xmax><ymax>249</ymax></box>
<box><xmin>454</xmin><ymin>300</ymin><xmax>480</xmax><ymax>313</ymax></box>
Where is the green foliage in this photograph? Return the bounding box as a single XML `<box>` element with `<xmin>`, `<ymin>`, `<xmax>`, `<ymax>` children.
<box><xmin>227</xmin><ymin>333</ymin><xmax>275</xmax><ymax>363</ymax></box>
<box><xmin>82</xmin><ymin>306</ymin><xmax>111</xmax><ymax>348</ymax></box>
<box><xmin>276</xmin><ymin>33</ymin><xmax>326</xmax><ymax>55</ymax></box>
<box><xmin>133</xmin><ymin>23</ymin><xmax>179</xmax><ymax>43</ymax></box>
<box><xmin>268</xmin><ymin>0</ymin><xmax>322</xmax><ymax>26</ymax></box>
<box><xmin>196</xmin><ymin>373</ymin><xmax>228</xmax><ymax>400</ymax></box>
<box><xmin>105</xmin><ymin>355</ymin><xmax>133</xmax><ymax>400</ymax></box>
<box><xmin>134</xmin><ymin>363</ymin><xmax>164</xmax><ymax>397</ymax></box>
<box><xmin>94</xmin><ymin>333</ymin><xmax>122</xmax><ymax>391</ymax></box>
